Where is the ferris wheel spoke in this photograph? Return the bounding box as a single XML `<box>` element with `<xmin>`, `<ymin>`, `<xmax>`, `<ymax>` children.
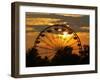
<box><xmin>36</xmin><ymin>43</ymin><xmax>54</xmax><ymax>49</ymax></box>
<box><xmin>50</xmin><ymin>33</ymin><xmax>62</xmax><ymax>48</ymax></box>
<box><xmin>53</xmin><ymin>27</ymin><xmax>64</xmax><ymax>48</ymax></box>
<box><xmin>36</xmin><ymin>46</ymin><xmax>55</xmax><ymax>50</ymax></box>
<box><xmin>63</xmin><ymin>34</ymin><xmax>74</xmax><ymax>46</ymax></box>
<box><xmin>37</xmin><ymin>50</ymin><xmax>56</xmax><ymax>54</ymax></box>
<box><xmin>57</xmin><ymin>35</ymin><xmax>63</xmax><ymax>48</ymax></box>
<box><xmin>62</xmin><ymin>37</ymin><xmax>68</xmax><ymax>47</ymax></box>
<box><xmin>48</xmin><ymin>29</ymin><xmax>61</xmax><ymax>48</ymax></box>
<box><xmin>45</xmin><ymin>33</ymin><xmax>58</xmax><ymax>47</ymax></box>
<box><xmin>36</xmin><ymin>46</ymin><xmax>55</xmax><ymax>51</ymax></box>
<box><xmin>34</xmin><ymin>24</ymin><xmax>82</xmax><ymax>60</ymax></box>
<box><xmin>40</xmin><ymin>37</ymin><xmax>55</xmax><ymax>48</ymax></box>
<box><xmin>66</xmin><ymin>35</ymin><xmax>74</xmax><ymax>43</ymax></box>
<box><xmin>58</xmin><ymin>36</ymin><xmax>62</xmax><ymax>48</ymax></box>
<box><xmin>59</xmin><ymin>34</ymin><xmax>66</xmax><ymax>48</ymax></box>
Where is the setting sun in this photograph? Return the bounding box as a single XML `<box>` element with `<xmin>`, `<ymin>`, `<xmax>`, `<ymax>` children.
<box><xmin>63</xmin><ymin>32</ymin><xmax>68</xmax><ymax>38</ymax></box>
<box><xmin>58</xmin><ymin>32</ymin><xmax>72</xmax><ymax>39</ymax></box>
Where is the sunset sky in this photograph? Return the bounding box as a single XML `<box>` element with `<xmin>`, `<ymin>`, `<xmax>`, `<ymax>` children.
<box><xmin>26</xmin><ymin>12</ymin><xmax>89</xmax><ymax>59</ymax></box>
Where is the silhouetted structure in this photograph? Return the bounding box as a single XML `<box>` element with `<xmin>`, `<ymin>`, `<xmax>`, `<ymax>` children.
<box><xmin>26</xmin><ymin>47</ymin><xmax>50</xmax><ymax>67</ymax></box>
<box><xmin>52</xmin><ymin>46</ymin><xmax>80</xmax><ymax>65</ymax></box>
<box><xmin>26</xmin><ymin>45</ymin><xmax>90</xmax><ymax>67</ymax></box>
<box><xmin>80</xmin><ymin>45</ymin><xmax>89</xmax><ymax>64</ymax></box>
<box><xmin>26</xmin><ymin>47</ymin><xmax>38</xmax><ymax>67</ymax></box>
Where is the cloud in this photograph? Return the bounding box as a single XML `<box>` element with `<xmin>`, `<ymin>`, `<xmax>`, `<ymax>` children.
<box><xmin>80</xmin><ymin>26</ymin><xmax>89</xmax><ymax>31</ymax></box>
<box><xmin>56</xmin><ymin>14</ymin><xmax>83</xmax><ymax>17</ymax></box>
<box><xmin>26</xmin><ymin>27</ymin><xmax>34</xmax><ymax>31</ymax></box>
<box><xmin>26</xmin><ymin>18</ymin><xmax>61</xmax><ymax>26</ymax></box>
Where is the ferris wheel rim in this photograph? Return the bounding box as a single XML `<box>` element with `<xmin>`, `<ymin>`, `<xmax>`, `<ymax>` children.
<box><xmin>34</xmin><ymin>23</ymin><xmax>83</xmax><ymax>58</ymax></box>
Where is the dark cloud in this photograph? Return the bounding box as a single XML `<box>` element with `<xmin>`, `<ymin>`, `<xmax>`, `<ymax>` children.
<box><xmin>26</xmin><ymin>12</ymin><xmax>89</xmax><ymax>32</ymax></box>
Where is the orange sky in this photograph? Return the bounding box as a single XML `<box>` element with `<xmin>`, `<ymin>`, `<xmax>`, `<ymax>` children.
<box><xmin>26</xmin><ymin>12</ymin><xmax>89</xmax><ymax>60</ymax></box>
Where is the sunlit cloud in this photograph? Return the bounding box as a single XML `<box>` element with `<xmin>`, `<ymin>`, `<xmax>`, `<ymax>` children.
<box><xmin>26</xmin><ymin>18</ymin><xmax>61</xmax><ymax>26</ymax></box>
<box><xmin>56</xmin><ymin>14</ymin><xmax>83</xmax><ymax>17</ymax></box>
<box><xmin>26</xmin><ymin>27</ymin><xmax>35</xmax><ymax>31</ymax></box>
<box><xmin>80</xmin><ymin>26</ymin><xmax>89</xmax><ymax>31</ymax></box>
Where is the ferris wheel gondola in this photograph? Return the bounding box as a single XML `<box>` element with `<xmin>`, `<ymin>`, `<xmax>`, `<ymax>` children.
<box><xmin>34</xmin><ymin>23</ymin><xmax>83</xmax><ymax>60</ymax></box>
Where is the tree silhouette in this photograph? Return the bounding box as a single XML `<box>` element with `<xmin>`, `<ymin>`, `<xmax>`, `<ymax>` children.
<box><xmin>26</xmin><ymin>47</ymin><xmax>38</xmax><ymax>67</ymax></box>
<box><xmin>26</xmin><ymin>45</ymin><xmax>90</xmax><ymax>67</ymax></box>
<box><xmin>26</xmin><ymin>47</ymin><xmax>50</xmax><ymax>67</ymax></box>
<box><xmin>80</xmin><ymin>45</ymin><xmax>89</xmax><ymax>64</ymax></box>
<box><xmin>52</xmin><ymin>46</ymin><xmax>80</xmax><ymax>65</ymax></box>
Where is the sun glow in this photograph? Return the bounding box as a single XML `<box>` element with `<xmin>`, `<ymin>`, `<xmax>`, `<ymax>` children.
<box><xmin>63</xmin><ymin>32</ymin><xmax>68</xmax><ymax>38</ymax></box>
<box><xmin>59</xmin><ymin>32</ymin><xmax>71</xmax><ymax>39</ymax></box>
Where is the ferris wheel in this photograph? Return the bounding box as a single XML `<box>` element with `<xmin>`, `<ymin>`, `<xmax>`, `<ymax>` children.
<box><xmin>34</xmin><ymin>23</ymin><xmax>83</xmax><ymax>60</ymax></box>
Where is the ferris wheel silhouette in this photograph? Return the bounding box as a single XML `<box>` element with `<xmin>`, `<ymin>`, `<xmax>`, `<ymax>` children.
<box><xmin>34</xmin><ymin>23</ymin><xmax>83</xmax><ymax>59</ymax></box>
